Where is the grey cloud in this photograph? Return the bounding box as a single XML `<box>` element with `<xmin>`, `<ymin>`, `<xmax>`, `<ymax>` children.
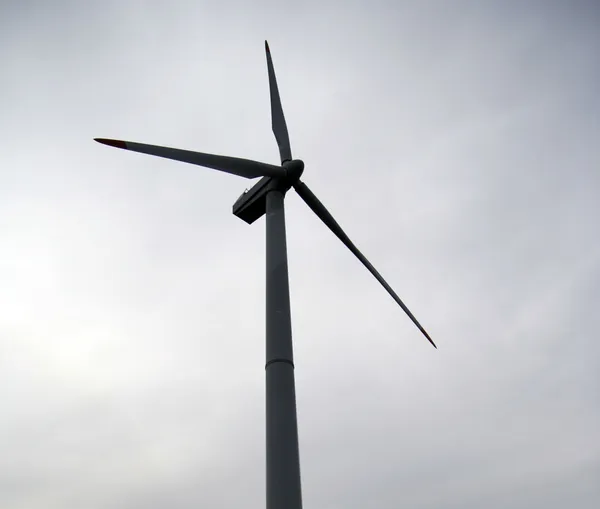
<box><xmin>1</xmin><ymin>1</ymin><xmax>599</xmax><ymax>508</ymax></box>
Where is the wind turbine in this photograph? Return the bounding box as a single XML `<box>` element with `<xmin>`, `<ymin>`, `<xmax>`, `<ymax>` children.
<box><xmin>95</xmin><ymin>41</ymin><xmax>435</xmax><ymax>509</ymax></box>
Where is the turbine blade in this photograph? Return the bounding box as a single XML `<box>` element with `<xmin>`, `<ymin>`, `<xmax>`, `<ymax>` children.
<box><xmin>265</xmin><ymin>41</ymin><xmax>292</xmax><ymax>164</ymax></box>
<box><xmin>294</xmin><ymin>181</ymin><xmax>436</xmax><ymax>348</ymax></box>
<box><xmin>94</xmin><ymin>138</ymin><xmax>286</xmax><ymax>179</ymax></box>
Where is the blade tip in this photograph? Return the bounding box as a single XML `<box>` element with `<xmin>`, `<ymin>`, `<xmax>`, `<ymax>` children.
<box><xmin>94</xmin><ymin>138</ymin><xmax>127</xmax><ymax>149</ymax></box>
<box><xmin>265</xmin><ymin>40</ymin><xmax>270</xmax><ymax>53</ymax></box>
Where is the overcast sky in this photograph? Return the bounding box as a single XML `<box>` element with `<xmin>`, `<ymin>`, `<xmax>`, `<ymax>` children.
<box><xmin>1</xmin><ymin>1</ymin><xmax>599</xmax><ymax>508</ymax></box>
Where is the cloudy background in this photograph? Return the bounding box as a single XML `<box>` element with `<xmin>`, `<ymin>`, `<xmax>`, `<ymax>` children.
<box><xmin>1</xmin><ymin>0</ymin><xmax>599</xmax><ymax>507</ymax></box>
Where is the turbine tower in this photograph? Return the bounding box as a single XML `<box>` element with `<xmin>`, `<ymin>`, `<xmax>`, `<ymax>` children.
<box><xmin>95</xmin><ymin>41</ymin><xmax>435</xmax><ymax>509</ymax></box>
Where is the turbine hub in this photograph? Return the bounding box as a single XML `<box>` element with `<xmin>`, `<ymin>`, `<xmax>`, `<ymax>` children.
<box><xmin>283</xmin><ymin>159</ymin><xmax>304</xmax><ymax>184</ymax></box>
